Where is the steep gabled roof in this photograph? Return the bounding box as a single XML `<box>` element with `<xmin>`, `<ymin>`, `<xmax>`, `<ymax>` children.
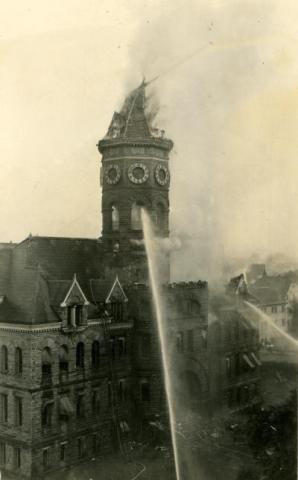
<box><xmin>121</xmin><ymin>83</ymin><xmax>151</xmax><ymax>138</ymax></box>
<box><xmin>250</xmin><ymin>286</ymin><xmax>286</xmax><ymax>305</ymax></box>
<box><xmin>60</xmin><ymin>274</ymin><xmax>89</xmax><ymax>307</ymax></box>
<box><xmin>106</xmin><ymin>82</ymin><xmax>152</xmax><ymax>139</ymax></box>
<box><xmin>0</xmin><ymin>236</ymin><xmax>106</xmax><ymax>324</ymax></box>
<box><xmin>250</xmin><ymin>274</ymin><xmax>291</xmax><ymax>305</ymax></box>
<box><xmin>17</xmin><ymin>236</ymin><xmax>104</xmax><ymax>281</ymax></box>
<box><xmin>0</xmin><ymin>297</ymin><xmax>24</xmax><ymax>323</ymax></box>
<box><xmin>89</xmin><ymin>279</ymin><xmax>112</xmax><ymax>303</ymax></box>
<box><xmin>106</xmin><ymin>276</ymin><xmax>128</xmax><ymax>303</ymax></box>
<box><xmin>226</xmin><ymin>274</ymin><xmax>248</xmax><ymax>296</ymax></box>
<box><xmin>47</xmin><ymin>280</ymin><xmax>72</xmax><ymax>306</ymax></box>
<box><xmin>89</xmin><ymin>276</ymin><xmax>128</xmax><ymax>304</ymax></box>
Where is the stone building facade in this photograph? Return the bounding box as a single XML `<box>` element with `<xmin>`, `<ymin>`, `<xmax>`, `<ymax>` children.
<box><xmin>208</xmin><ymin>276</ymin><xmax>261</xmax><ymax>414</ymax></box>
<box><xmin>0</xmin><ymin>82</ymin><xmax>209</xmax><ymax>479</ymax></box>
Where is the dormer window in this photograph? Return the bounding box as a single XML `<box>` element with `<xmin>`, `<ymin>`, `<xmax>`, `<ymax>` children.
<box><xmin>110</xmin><ymin>302</ymin><xmax>123</xmax><ymax>323</ymax></box>
<box><xmin>60</xmin><ymin>275</ymin><xmax>89</xmax><ymax>331</ymax></box>
<box><xmin>67</xmin><ymin>305</ymin><xmax>83</xmax><ymax>328</ymax></box>
<box><xmin>105</xmin><ymin>276</ymin><xmax>128</xmax><ymax>324</ymax></box>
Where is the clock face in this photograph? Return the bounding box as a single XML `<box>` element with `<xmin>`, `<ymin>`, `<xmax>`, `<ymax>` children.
<box><xmin>128</xmin><ymin>162</ymin><xmax>149</xmax><ymax>184</ymax></box>
<box><xmin>105</xmin><ymin>164</ymin><xmax>121</xmax><ymax>185</ymax></box>
<box><xmin>155</xmin><ymin>164</ymin><xmax>170</xmax><ymax>186</ymax></box>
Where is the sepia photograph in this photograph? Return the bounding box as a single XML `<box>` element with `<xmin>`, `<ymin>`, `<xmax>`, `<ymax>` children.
<box><xmin>0</xmin><ymin>1</ymin><xmax>297</xmax><ymax>479</ymax></box>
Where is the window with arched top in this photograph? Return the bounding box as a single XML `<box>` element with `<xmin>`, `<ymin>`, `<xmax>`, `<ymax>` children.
<box><xmin>91</xmin><ymin>341</ymin><xmax>100</xmax><ymax>369</ymax></box>
<box><xmin>59</xmin><ymin>345</ymin><xmax>69</xmax><ymax>374</ymax></box>
<box><xmin>1</xmin><ymin>346</ymin><xmax>8</xmax><ymax>374</ymax></box>
<box><xmin>41</xmin><ymin>402</ymin><xmax>53</xmax><ymax>427</ymax></box>
<box><xmin>41</xmin><ymin>347</ymin><xmax>52</xmax><ymax>382</ymax></box>
<box><xmin>76</xmin><ymin>393</ymin><xmax>85</xmax><ymax>418</ymax></box>
<box><xmin>131</xmin><ymin>202</ymin><xmax>143</xmax><ymax>230</ymax></box>
<box><xmin>92</xmin><ymin>390</ymin><xmax>100</xmax><ymax>415</ymax></box>
<box><xmin>15</xmin><ymin>347</ymin><xmax>22</xmax><ymax>375</ymax></box>
<box><xmin>188</xmin><ymin>300</ymin><xmax>201</xmax><ymax>315</ymax></box>
<box><xmin>111</xmin><ymin>205</ymin><xmax>119</xmax><ymax>231</ymax></box>
<box><xmin>76</xmin><ymin>342</ymin><xmax>84</xmax><ymax>369</ymax></box>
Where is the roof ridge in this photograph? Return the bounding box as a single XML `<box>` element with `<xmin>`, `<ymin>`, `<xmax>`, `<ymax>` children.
<box><xmin>14</xmin><ymin>236</ymin><xmax>101</xmax><ymax>248</ymax></box>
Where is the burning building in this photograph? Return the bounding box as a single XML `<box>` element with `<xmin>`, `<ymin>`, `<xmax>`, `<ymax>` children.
<box><xmin>208</xmin><ymin>274</ymin><xmax>261</xmax><ymax>413</ymax></box>
<box><xmin>0</xmin><ymin>82</ymin><xmax>209</xmax><ymax>479</ymax></box>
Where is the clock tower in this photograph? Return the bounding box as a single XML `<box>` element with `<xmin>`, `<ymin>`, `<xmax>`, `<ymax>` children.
<box><xmin>97</xmin><ymin>81</ymin><xmax>173</xmax><ymax>263</ymax></box>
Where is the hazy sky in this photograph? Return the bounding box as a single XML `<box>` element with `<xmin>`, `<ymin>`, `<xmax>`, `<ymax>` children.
<box><xmin>1</xmin><ymin>0</ymin><xmax>298</xmax><ymax>281</ymax></box>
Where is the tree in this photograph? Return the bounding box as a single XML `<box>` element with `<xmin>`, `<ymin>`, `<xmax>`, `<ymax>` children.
<box><xmin>239</xmin><ymin>391</ymin><xmax>297</xmax><ymax>480</ymax></box>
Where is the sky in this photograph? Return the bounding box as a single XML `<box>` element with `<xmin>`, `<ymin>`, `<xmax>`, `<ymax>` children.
<box><xmin>1</xmin><ymin>0</ymin><xmax>298</xmax><ymax>282</ymax></box>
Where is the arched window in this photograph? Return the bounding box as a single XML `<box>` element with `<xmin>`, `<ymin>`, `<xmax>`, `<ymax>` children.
<box><xmin>59</xmin><ymin>345</ymin><xmax>69</xmax><ymax>374</ymax></box>
<box><xmin>155</xmin><ymin>202</ymin><xmax>167</xmax><ymax>231</ymax></box>
<box><xmin>15</xmin><ymin>347</ymin><xmax>22</xmax><ymax>375</ymax></box>
<box><xmin>131</xmin><ymin>202</ymin><xmax>143</xmax><ymax>230</ymax></box>
<box><xmin>76</xmin><ymin>342</ymin><xmax>84</xmax><ymax>369</ymax></box>
<box><xmin>111</xmin><ymin>205</ymin><xmax>119</xmax><ymax>231</ymax></box>
<box><xmin>76</xmin><ymin>394</ymin><xmax>84</xmax><ymax>418</ymax></box>
<box><xmin>110</xmin><ymin>302</ymin><xmax>123</xmax><ymax>323</ymax></box>
<box><xmin>41</xmin><ymin>402</ymin><xmax>53</xmax><ymax>427</ymax></box>
<box><xmin>188</xmin><ymin>300</ymin><xmax>201</xmax><ymax>315</ymax></box>
<box><xmin>1</xmin><ymin>346</ymin><xmax>8</xmax><ymax>374</ymax></box>
<box><xmin>41</xmin><ymin>347</ymin><xmax>52</xmax><ymax>382</ymax></box>
<box><xmin>92</xmin><ymin>390</ymin><xmax>100</xmax><ymax>415</ymax></box>
<box><xmin>91</xmin><ymin>341</ymin><xmax>100</xmax><ymax>369</ymax></box>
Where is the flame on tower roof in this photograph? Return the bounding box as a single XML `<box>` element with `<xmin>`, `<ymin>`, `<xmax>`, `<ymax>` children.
<box><xmin>104</xmin><ymin>80</ymin><xmax>167</xmax><ymax>142</ymax></box>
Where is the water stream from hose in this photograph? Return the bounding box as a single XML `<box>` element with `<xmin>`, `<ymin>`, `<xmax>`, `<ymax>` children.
<box><xmin>141</xmin><ymin>209</ymin><xmax>181</xmax><ymax>480</ymax></box>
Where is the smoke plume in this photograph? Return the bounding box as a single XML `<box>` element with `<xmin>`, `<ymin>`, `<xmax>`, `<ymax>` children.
<box><xmin>125</xmin><ymin>0</ymin><xmax>298</xmax><ymax>286</ymax></box>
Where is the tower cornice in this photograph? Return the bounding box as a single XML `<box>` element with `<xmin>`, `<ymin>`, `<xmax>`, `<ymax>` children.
<box><xmin>97</xmin><ymin>137</ymin><xmax>173</xmax><ymax>153</ymax></box>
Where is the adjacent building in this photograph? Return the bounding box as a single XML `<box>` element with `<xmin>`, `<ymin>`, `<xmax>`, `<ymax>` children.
<box><xmin>246</xmin><ymin>265</ymin><xmax>297</xmax><ymax>342</ymax></box>
<box><xmin>208</xmin><ymin>278</ymin><xmax>261</xmax><ymax>414</ymax></box>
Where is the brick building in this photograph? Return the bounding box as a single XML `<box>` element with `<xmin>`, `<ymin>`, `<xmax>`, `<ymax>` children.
<box><xmin>0</xmin><ymin>82</ymin><xmax>209</xmax><ymax>479</ymax></box>
<box><xmin>208</xmin><ymin>276</ymin><xmax>261</xmax><ymax>414</ymax></box>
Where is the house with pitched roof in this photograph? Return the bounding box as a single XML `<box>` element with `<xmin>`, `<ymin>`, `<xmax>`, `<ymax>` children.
<box><xmin>248</xmin><ymin>271</ymin><xmax>293</xmax><ymax>342</ymax></box>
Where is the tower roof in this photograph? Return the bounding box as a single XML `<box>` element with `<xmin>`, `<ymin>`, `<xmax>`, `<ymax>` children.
<box><xmin>119</xmin><ymin>81</ymin><xmax>151</xmax><ymax>138</ymax></box>
<box><xmin>104</xmin><ymin>81</ymin><xmax>165</xmax><ymax>141</ymax></box>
